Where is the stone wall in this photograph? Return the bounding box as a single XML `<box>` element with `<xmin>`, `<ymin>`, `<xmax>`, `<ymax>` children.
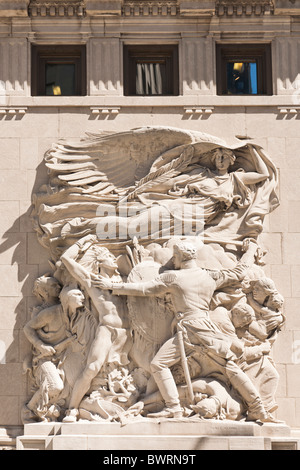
<box><xmin>0</xmin><ymin>104</ymin><xmax>299</xmax><ymax>427</ymax></box>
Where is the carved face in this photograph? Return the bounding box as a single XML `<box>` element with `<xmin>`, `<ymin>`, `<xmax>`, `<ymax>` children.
<box><xmin>214</xmin><ymin>149</ymin><xmax>235</xmax><ymax>172</ymax></box>
<box><xmin>97</xmin><ymin>254</ymin><xmax>118</xmax><ymax>271</ymax></box>
<box><xmin>231</xmin><ymin>305</ymin><xmax>254</xmax><ymax>328</ymax></box>
<box><xmin>67</xmin><ymin>289</ymin><xmax>85</xmax><ymax>310</ymax></box>
<box><xmin>47</xmin><ymin>282</ymin><xmax>62</xmax><ymax>299</ymax></box>
<box><xmin>33</xmin><ymin>277</ymin><xmax>61</xmax><ymax>302</ymax></box>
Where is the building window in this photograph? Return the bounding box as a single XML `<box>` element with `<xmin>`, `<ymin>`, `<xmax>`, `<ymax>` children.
<box><xmin>123</xmin><ymin>45</ymin><xmax>179</xmax><ymax>96</ymax></box>
<box><xmin>31</xmin><ymin>45</ymin><xmax>86</xmax><ymax>96</ymax></box>
<box><xmin>216</xmin><ymin>44</ymin><xmax>272</xmax><ymax>95</ymax></box>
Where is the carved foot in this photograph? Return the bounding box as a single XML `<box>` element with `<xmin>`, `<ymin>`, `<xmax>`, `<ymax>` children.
<box><xmin>260</xmin><ymin>412</ymin><xmax>285</xmax><ymax>424</ymax></box>
<box><xmin>247</xmin><ymin>410</ymin><xmax>284</xmax><ymax>424</ymax></box>
<box><xmin>147</xmin><ymin>406</ymin><xmax>183</xmax><ymax>419</ymax></box>
<box><xmin>63</xmin><ymin>408</ymin><xmax>79</xmax><ymax>423</ymax></box>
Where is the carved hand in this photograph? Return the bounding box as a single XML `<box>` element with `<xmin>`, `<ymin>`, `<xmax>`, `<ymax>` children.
<box><xmin>260</xmin><ymin>342</ymin><xmax>271</xmax><ymax>355</ymax></box>
<box><xmin>242</xmin><ymin>237</ymin><xmax>258</xmax><ymax>252</ymax></box>
<box><xmin>91</xmin><ymin>276</ymin><xmax>113</xmax><ymax>290</ymax></box>
<box><xmin>37</xmin><ymin>343</ymin><xmax>56</xmax><ymax>357</ymax></box>
<box><xmin>77</xmin><ymin>234</ymin><xmax>98</xmax><ymax>250</ymax></box>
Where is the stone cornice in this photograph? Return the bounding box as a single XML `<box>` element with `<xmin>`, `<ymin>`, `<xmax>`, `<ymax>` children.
<box><xmin>28</xmin><ymin>1</ymin><xmax>86</xmax><ymax>17</ymax></box>
<box><xmin>1</xmin><ymin>0</ymin><xmax>299</xmax><ymax>18</ymax></box>
<box><xmin>216</xmin><ymin>0</ymin><xmax>274</xmax><ymax>17</ymax></box>
<box><xmin>122</xmin><ymin>0</ymin><xmax>179</xmax><ymax>16</ymax></box>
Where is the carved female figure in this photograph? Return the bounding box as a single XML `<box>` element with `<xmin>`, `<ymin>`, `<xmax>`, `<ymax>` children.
<box><xmin>60</xmin><ymin>235</ymin><xmax>132</xmax><ymax>422</ymax></box>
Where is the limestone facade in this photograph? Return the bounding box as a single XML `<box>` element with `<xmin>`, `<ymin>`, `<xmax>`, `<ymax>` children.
<box><xmin>0</xmin><ymin>0</ymin><xmax>300</xmax><ymax>440</ymax></box>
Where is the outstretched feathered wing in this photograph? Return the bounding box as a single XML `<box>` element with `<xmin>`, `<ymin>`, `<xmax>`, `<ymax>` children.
<box><xmin>31</xmin><ymin>126</ymin><xmax>278</xmax><ymax>260</ymax></box>
<box><xmin>44</xmin><ymin>126</ymin><xmax>225</xmax><ymax>194</ymax></box>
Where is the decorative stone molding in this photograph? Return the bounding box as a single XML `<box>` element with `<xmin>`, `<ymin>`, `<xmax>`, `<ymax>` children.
<box><xmin>184</xmin><ymin>106</ymin><xmax>214</xmax><ymax>114</ymax></box>
<box><xmin>0</xmin><ymin>107</ymin><xmax>27</xmax><ymax>115</ymax></box>
<box><xmin>90</xmin><ymin>106</ymin><xmax>120</xmax><ymax>114</ymax></box>
<box><xmin>28</xmin><ymin>1</ymin><xmax>86</xmax><ymax>17</ymax></box>
<box><xmin>122</xmin><ymin>0</ymin><xmax>178</xmax><ymax>16</ymax></box>
<box><xmin>278</xmin><ymin>106</ymin><xmax>300</xmax><ymax>115</ymax></box>
<box><xmin>216</xmin><ymin>0</ymin><xmax>274</xmax><ymax>16</ymax></box>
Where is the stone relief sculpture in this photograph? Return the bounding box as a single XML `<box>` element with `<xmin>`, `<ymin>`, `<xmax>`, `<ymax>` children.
<box><xmin>23</xmin><ymin>126</ymin><xmax>284</xmax><ymax>425</ymax></box>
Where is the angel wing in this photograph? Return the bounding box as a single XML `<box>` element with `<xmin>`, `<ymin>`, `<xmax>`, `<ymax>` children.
<box><xmin>31</xmin><ymin>126</ymin><xmax>279</xmax><ymax>260</ymax></box>
<box><xmin>44</xmin><ymin>126</ymin><xmax>223</xmax><ymax>195</ymax></box>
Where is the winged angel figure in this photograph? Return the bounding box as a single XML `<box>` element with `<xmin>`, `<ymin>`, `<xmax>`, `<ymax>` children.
<box><xmin>27</xmin><ymin>126</ymin><xmax>282</xmax><ymax>423</ymax></box>
<box><xmin>32</xmin><ymin>126</ymin><xmax>278</xmax><ymax>262</ymax></box>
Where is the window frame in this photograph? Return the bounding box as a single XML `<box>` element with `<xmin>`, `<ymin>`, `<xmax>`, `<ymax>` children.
<box><xmin>123</xmin><ymin>45</ymin><xmax>179</xmax><ymax>97</ymax></box>
<box><xmin>31</xmin><ymin>45</ymin><xmax>87</xmax><ymax>96</ymax></box>
<box><xmin>216</xmin><ymin>44</ymin><xmax>272</xmax><ymax>96</ymax></box>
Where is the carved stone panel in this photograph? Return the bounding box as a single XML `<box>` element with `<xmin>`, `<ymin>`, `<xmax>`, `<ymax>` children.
<box><xmin>24</xmin><ymin>126</ymin><xmax>284</xmax><ymax>426</ymax></box>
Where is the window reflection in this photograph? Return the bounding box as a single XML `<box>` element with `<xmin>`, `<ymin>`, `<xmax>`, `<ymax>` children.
<box><xmin>226</xmin><ymin>61</ymin><xmax>258</xmax><ymax>95</ymax></box>
<box><xmin>45</xmin><ymin>63</ymin><xmax>76</xmax><ymax>96</ymax></box>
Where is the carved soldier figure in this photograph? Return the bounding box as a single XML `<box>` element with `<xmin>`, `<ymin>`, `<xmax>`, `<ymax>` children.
<box><xmin>97</xmin><ymin>239</ymin><xmax>277</xmax><ymax>422</ymax></box>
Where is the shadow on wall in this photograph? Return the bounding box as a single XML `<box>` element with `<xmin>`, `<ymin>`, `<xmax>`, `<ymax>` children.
<box><xmin>0</xmin><ymin>158</ymin><xmax>50</xmax><ymax>407</ymax></box>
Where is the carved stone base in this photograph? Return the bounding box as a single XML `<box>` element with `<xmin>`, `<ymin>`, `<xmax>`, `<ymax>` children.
<box><xmin>16</xmin><ymin>420</ymin><xmax>299</xmax><ymax>451</ymax></box>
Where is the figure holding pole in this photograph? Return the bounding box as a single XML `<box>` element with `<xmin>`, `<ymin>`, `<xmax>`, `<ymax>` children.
<box><xmin>95</xmin><ymin>238</ymin><xmax>277</xmax><ymax>422</ymax></box>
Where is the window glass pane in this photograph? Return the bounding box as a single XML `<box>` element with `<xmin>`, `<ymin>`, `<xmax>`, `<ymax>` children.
<box><xmin>136</xmin><ymin>61</ymin><xmax>165</xmax><ymax>95</ymax></box>
<box><xmin>226</xmin><ymin>61</ymin><xmax>258</xmax><ymax>95</ymax></box>
<box><xmin>45</xmin><ymin>63</ymin><xmax>75</xmax><ymax>96</ymax></box>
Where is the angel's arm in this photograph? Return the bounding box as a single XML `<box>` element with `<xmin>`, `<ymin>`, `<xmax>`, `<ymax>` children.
<box><xmin>237</xmin><ymin>148</ymin><xmax>269</xmax><ymax>185</ymax></box>
<box><xmin>145</xmin><ymin>174</ymin><xmax>189</xmax><ymax>193</ymax></box>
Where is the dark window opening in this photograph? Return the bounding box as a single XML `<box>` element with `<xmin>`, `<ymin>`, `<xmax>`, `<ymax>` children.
<box><xmin>124</xmin><ymin>45</ymin><xmax>179</xmax><ymax>96</ymax></box>
<box><xmin>31</xmin><ymin>45</ymin><xmax>86</xmax><ymax>96</ymax></box>
<box><xmin>216</xmin><ymin>44</ymin><xmax>272</xmax><ymax>95</ymax></box>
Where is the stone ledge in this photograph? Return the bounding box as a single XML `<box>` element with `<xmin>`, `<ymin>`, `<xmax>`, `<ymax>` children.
<box><xmin>16</xmin><ymin>419</ymin><xmax>298</xmax><ymax>450</ymax></box>
<box><xmin>4</xmin><ymin>95</ymin><xmax>300</xmax><ymax>108</ymax></box>
<box><xmin>16</xmin><ymin>419</ymin><xmax>296</xmax><ymax>450</ymax></box>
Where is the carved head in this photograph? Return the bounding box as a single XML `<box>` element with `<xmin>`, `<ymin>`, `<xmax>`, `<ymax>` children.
<box><xmin>94</xmin><ymin>246</ymin><xmax>119</xmax><ymax>272</ymax></box>
<box><xmin>231</xmin><ymin>303</ymin><xmax>255</xmax><ymax>328</ymax></box>
<box><xmin>172</xmin><ymin>241</ymin><xmax>197</xmax><ymax>267</ymax></box>
<box><xmin>32</xmin><ymin>274</ymin><xmax>61</xmax><ymax>302</ymax></box>
<box><xmin>60</xmin><ymin>286</ymin><xmax>85</xmax><ymax>313</ymax></box>
<box><xmin>212</xmin><ymin>148</ymin><xmax>236</xmax><ymax>173</ymax></box>
<box><xmin>192</xmin><ymin>397</ymin><xmax>218</xmax><ymax>419</ymax></box>
<box><xmin>266</xmin><ymin>292</ymin><xmax>284</xmax><ymax>311</ymax></box>
<box><xmin>250</xmin><ymin>277</ymin><xmax>280</xmax><ymax>305</ymax></box>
